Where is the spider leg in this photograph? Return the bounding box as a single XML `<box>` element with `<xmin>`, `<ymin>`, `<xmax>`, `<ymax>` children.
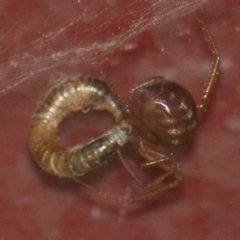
<box><xmin>72</xmin><ymin>178</ymin><xmax>133</xmax><ymax>203</ymax></box>
<box><xmin>119</xmin><ymin>150</ymin><xmax>182</xmax><ymax>188</ymax></box>
<box><xmin>118</xmin><ymin>151</ymin><xmax>183</xmax><ymax>203</ymax></box>
<box><xmin>137</xmin><ymin>138</ymin><xmax>180</xmax><ymax>169</ymax></box>
<box><xmin>118</xmin><ymin>138</ymin><xmax>183</xmax><ymax>191</ymax></box>
<box><xmin>73</xmin><ymin>175</ymin><xmax>182</xmax><ymax>204</ymax></box>
<box><xmin>73</xmin><ymin>140</ymin><xmax>182</xmax><ymax>204</ymax></box>
<box><xmin>128</xmin><ymin>77</ymin><xmax>165</xmax><ymax>104</ymax></box>
<box><xmin>196</xmin><ymin>12</ymin><xmax>221</xmax><ymax>111</ymax></box>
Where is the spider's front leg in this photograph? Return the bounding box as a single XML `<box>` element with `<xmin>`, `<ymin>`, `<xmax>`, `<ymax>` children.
<box><xmin>138</xmin><ymin>138</ymin><xmax>183</xmax><ymax>189</ymax></box>
<box><xmin>119</xmin><ymin>138</ymin><xmax>183</xmax><ymax>193</ymax></box>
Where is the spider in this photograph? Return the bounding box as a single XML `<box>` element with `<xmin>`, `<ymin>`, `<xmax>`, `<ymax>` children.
<box><xmin>28</xmin><ymin>13</ymin><xmax>220</xmax><ymax>204</ymax></box>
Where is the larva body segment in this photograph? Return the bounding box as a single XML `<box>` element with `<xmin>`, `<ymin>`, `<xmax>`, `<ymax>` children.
<box><xmin>28</xmin><ymin>76</ymin><xmax>131</xmax><ymax>177</ymax></box>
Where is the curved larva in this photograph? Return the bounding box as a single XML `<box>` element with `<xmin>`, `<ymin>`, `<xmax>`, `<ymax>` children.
<box><xmin>28</xmin><ymin>76</ymin><xmax>131</xmax><ymax>177</ymax></box>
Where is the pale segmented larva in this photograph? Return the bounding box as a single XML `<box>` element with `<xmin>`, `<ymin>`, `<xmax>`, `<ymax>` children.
<box><xmin>28</xmin><ymin>76</ymin><xmax>131</xmax><ymax>177</ymax></box>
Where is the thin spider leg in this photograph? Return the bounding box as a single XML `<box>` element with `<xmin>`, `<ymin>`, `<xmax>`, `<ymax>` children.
<box><xmin>127</xmin><ymin>78</ymin><xmax>162</xmax><ymax>130</ymax></box>
<box><xmin>196</xmin><ymin>12</ymin><xmax>221</xmax><ymax>111</ymax></box>
<box><xmin>128</xmin><ymin>77</ymin><xmax>164</xmax><ymax>104</ymax></box>
<box><xmin>141</xmin><ymin>157</ymin><xmax>180</xmax><ymax>171</ymax></box>
<box><xmin>130</xmin><ymin>169</ymin><xmax>183</xmax><ymax>203</ymax></box>
<box><xmin>73</xmin><ymin>174</ymin><xmax>182</xmax><ymax>204</ymax></box>
<box><xmin>140</xmin><ymin>156</ymin><xmax>169</xmax><ymax>169</ymax></box>
<box><xmin>117</xmin><ymin>150</ymin><xmax>146</xmax><ymax>188</ymax></box>
<box><xmin>106</xmin><ymin>80</ymin><xmax>158</xmax><ymax>143</ymax></box>
<box><xmin>72</xmin><ymin>136</ymin><xmax>182</xmax><ymax>204</ymax></box>
<box><xmin>145</xmin><ymin>168</ymin><xmax>182</xmax><ymax>188</ymax></box>
<box><xmin>120</xmin><ymin>142</ymin><xmax>183</xmax><ymax>203</ymax></box>
<box><xmin>118</xmin><ymin>148</ymin><xmax>181</xmax><ymax>190</ymax></box>
<box><xmin>137</xmin><ymin>138</ymin><xmax>179</xmax><ymax>169</ymax></box>
<box><xmin>72</xmin><ymin>178</ymin><xmax>133</xmax><ymax>203</ymax></box>
<box><xmin>117</xmin><ymin>138</ymin><xmax>171</xmax><ymax>188</ymax></box>
<box><xmin>128</xmin><ymin>179</ymin><xmax>182</xmax><ymax>203</ymax></box>
<box><xmin>140</xmin><ymin>157</ymin><xmax>182</xmax><ymax>189</ymax></box>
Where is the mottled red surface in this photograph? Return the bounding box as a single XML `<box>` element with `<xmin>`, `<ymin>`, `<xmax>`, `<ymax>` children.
<box><xmin>0</xmin><ymin>0</ymin><xmax>240</xmax><ymax>239</ymax></box>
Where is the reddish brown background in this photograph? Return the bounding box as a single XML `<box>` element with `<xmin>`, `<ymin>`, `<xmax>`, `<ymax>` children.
<box><xmin>0</xmin><ymin>0</ymin><xmax>240</xmax><ymax>239</ymax></box>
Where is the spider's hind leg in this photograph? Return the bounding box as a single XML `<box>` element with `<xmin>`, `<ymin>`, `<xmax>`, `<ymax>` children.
<box><xmin>117</xmin><ymin>139</ymin><xmax>183</xmax><ymax>200</ymax></box>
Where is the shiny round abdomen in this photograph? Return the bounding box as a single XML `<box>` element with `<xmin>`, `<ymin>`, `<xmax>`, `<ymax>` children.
<box><xmin>137</xmin><ymin>77</ymin><xmax>198</xmax><ymax>146</ymax></box>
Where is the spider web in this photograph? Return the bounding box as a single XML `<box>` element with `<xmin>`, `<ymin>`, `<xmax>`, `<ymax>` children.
<box><xmin>0</xmin><ymin>0</ymin><xmax>204</xmax><ymax>95</ymax></box>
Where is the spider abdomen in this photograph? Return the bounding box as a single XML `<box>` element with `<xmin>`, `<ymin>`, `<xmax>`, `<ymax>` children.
<box><xmin>138</xmin><ymin>76</ymin><xmax>198</xmax><ymax>146</ymax></box>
